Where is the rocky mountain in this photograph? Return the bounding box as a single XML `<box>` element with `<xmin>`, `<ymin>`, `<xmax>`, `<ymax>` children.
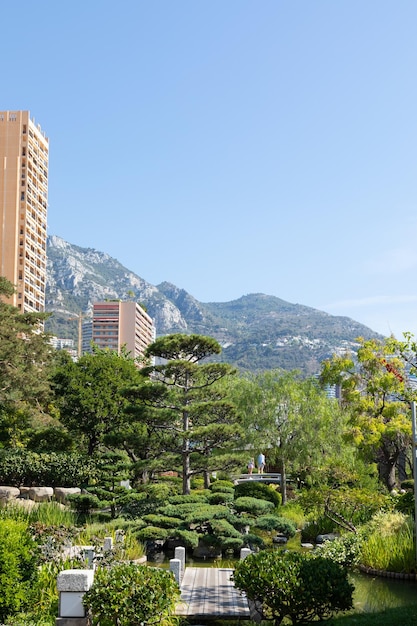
<box><xmin>45</xmin><ymin>235</ymin><xmax>383</xmax><ymax>374</ymax></box>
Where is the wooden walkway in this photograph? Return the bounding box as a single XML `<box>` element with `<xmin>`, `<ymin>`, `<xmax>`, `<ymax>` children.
<box><xmin>175</xmin><ymin>567</ymin><xmax>250</xmax><ymax>619</ymax></box>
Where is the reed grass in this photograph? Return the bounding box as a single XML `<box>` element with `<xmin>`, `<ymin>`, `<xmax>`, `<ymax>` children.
<box><xmin>360</xmin><ymin>514</ymin><xmax>415</xmax><ymax>573</ymax></box>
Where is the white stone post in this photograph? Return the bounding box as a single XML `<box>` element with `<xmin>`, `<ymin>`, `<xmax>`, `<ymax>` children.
<box><xmin>103</xmin><ymin>536</ymin><xmax>113</xmax><ymax>552</ymax></box>
<box><xmin>170</xmin><ymin>558</ymin><xmax>182</xmax><ymax>585</ymax></box>
<box><xmin>240</xmin><ymin>547</ymin><xmax>252</xmax><ymax>560</ymax></box>
<box><xmin>174</xmin><ymin>546</ymin><xmax>185</xmax><ymax>579</ymax></box>
<box><xmin>170</xmin><ymin>545</ymin><xmax>186</xmax><ymax>584</ymax></box>
<box><xmin>56</xmin><ymin>569</ymin><xmax>94</xmax><ymax>626</ymax></box>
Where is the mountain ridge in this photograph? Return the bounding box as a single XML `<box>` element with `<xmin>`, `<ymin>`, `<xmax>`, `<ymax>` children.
<box><xmin>45</xmin><ymin>235</ymin><xmax>383</xmax><ymax>374</ymax></box>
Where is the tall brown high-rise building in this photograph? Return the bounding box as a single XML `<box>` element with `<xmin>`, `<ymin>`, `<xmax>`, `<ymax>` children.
<box><xmin>91</xmin><ymin>301</ymin><xmax>156</xmax><ymax>364</ymax></box>
<box><xmin>0</xmin><ymin>110</ymin><xmax>49</xmax><ymax>312</ymax></box>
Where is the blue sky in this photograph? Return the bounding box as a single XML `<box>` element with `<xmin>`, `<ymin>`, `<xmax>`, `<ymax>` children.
<box><xmin>3</xmin><ymin>1</ymin><xmax>416</xmax><ymax>338</ymax></box>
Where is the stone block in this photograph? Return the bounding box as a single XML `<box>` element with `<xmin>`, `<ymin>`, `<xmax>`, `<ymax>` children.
<box><xmin>54</xmin><ymin>487</ymin><xmax>81</xmax><ymax>503</ymax></box>
<box><xmin>56</xmin><ymin>618</ymin><xmax>89</xmax><ymax>626</ymax></box>
<box><xmin>0</xmin><ymin>486</ymin><xmax>20</xmax><ymax>501</ymax></box>
<box><xmin>28</xmin><ymin>486</ymin><xmax>54</xmax><ymax>502</ymax></box>
<box><xmin>57</xmin><ymin>569</ymin><xmax>94</xmax><ymax>592</ymax></box>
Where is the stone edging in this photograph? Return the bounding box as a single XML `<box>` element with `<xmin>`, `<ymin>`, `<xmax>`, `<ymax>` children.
<box><xmin>359</xmin><ymin>564</ymin><xmax>417</xmax><ymax>581</ymax></box>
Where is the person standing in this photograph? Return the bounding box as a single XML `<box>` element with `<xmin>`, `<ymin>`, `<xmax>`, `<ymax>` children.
<box><xmin>257</xmin><ymin>452</ymin><xmax>265</xmax><ymax>474</ymax></box>
<box><xmin>247</xmin><ymin>458</ymin><xmax>255</xmax><ymax>475</ymax></box>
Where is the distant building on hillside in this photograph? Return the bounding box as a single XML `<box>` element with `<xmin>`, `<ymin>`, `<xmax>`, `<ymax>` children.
<box><xmin>49</xmin><ymin>336</ymin><xmax>77</xmax><ymax>360</ymax></box>
<box><xmin>85</xmin><ymin>301</ymin><xmax>155</xmax><ymax>364</ymax></box>
<box><xmin>0</xmin><ymin>111</ymin><xmax>49</xmax><ymax>313</ymax></box>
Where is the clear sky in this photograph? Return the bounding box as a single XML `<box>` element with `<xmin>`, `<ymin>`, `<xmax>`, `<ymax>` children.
<box><xmin>3</xmin><ymin>1</ymin><xmax>416</xmax><ymax>339</ymax></box>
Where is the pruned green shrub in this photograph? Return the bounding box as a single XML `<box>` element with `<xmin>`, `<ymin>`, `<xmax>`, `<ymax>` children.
<box><xmin>234</xmin><ymin>481</ymin><xmax>281</xmax><ymax>507</ymax></box>
<box><xmin>221</xmin><ymin>536</ymin><xmax>244</xmax><ymax>552</ymax></box>
<box><xmin>142</xmin><ymin>514</ymin><xmax>183</xmax><ymax>529</ymax></box>
<box><xmin>255</xmin><ymin>515</ymin><xmax>296</xmax><ymax>537</ymax></box>
<box><xmin>207</xmin><ymin>491</ymin><xmax>234</xmax><ymax>505</ymax></box>
<box><xmin>67</xmin><ymin>493</ymin><xmax>101</xmax><ymax>519</ymax></box>
<box><xmin>242</xmin><ymin>533</ymin><xmax>265</xmax><ymax>549</ymax></box>
<box><xmin>0</xmin><ymin>519</ymin><xmax>39</xmax><ymax>622</ymax></box>
<box><xmin>233</xmin><ymin>550</ymin><xmax>353</xmax><ymax>624</ymax></box>
<box><xmin>83</xmin><ymin>562</ymin><xmax>179</xmax><ymax>625</ymax></box>
<box><xmin>173</xmin><ymin>529</ymin><xmax>199</xmax><ymax>549</ymax></box>
<box><xmin>135</xmin><ymin>526</ymin><xmax>169</xmax><ymax>542</ymax></box>
<box><xmin>210</xmin><ymin>480</ymin><xmax>235</xmax><ymax>493</ymax></box>
<box><xmin>167</xmin><ymin>494</ymin><xmax>209</xmax><ymax>505</ymax></box>
<box><xmin>210</xmin><ymin>518</ymin><xmax>242</xmax><ymax>539</ymax></box>
<box><xmin>234</xmin><ymin>496</ymin><xmax>274</xmax><ymax>516</ymax></box>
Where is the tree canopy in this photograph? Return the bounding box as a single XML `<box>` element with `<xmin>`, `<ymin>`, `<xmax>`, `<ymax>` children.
<box><xmin>125</xmin><ymin>334</ymin><xmax>242</xmax><ymax>494</ymax></box>
<box><xmin>320</xmin><ymin>336</ymin><xmax>413</xmax><ymax>491</ymax></box>
<box><xmin>0</xmin><ymin>277</ymin><xmax>53</xmax><ymax>446</ymax></box>
<box><xmin>52</xmin><ymin>347</ymin><xmax>142</xmax><ymax>455</ymax></box>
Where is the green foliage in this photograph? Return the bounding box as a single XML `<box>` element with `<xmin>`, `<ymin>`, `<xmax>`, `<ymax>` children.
<box><xmin>142</xmin><ymin>514</ymin><xmax>183</xmax><ymax>528</ymax></box>
<box><xmin>126</xmin><ymin>333</ymin><xmax>242</xmax><ymax>495</ymax></box>
<box><xmin>242</xmin><ymin>533</ymin><xmax>265</xmax><ymax>549</ymax></box>
<box><xmin>210</xmin><ymin>479</ymin><xmax>235</xmax><ymax>492</ymax></box>
<box><xmin>26</xmin><ymin>427</ymin><xmax>75</xmax><ymax>453</ymax></box>
<box><xmin>395</xmin><ymin>490</ymin><xmax>415</xmax><ymax>516</ymax></box>
<box><xmin>173</xmin><ymin>529</ymin><xmax>199</xmax><ymax>549</ymax></box>
<box><xmin>301</xmin><ymin>516</ymin><xmax>336</xmax><ymax>542</ymax></box>
<box><xmin>314</xmin><ymin>532</ymin><xmax>362</xmax><ymax>567</ymax></box>
<box><xmin>359</xmin><ymin>511</ymin><xmax>415</xmax><ymax>572</ymax></box>
<box><xmin>167</xmin><ymin>493</ymin><xmax>209</xmax><ymax>504</ymax></box>
<box><xmin>0</xmin><ymin>449</ymin><xmax>96</xmax><ymax>486</ymax></box>
<box><xmin>53</xmin><ymin>348</ymin><xmax>142</xmax><ymax>455</ymax></box>
<box><xmin>83</xmin><ymin>562</ymin><xmax>179</xmax><ymax>625</ymax></box>
<box><xmin>207</xmin><ymin>491</ymin><xmax>234</xmax><ymax>505</ymax></box>
<box><xmin>234</xmin><ymin>480</ymin><xmax>281</xmax><ymax>507</ymax></box>
<box><xmin>67</xmin><ymin>493</ymin><xmax>101</xmax><ymax>519</ymax></box>
<box><xmin>400</xmin><ymin>478</ymin><xmax>414</xmax><ymax>490</ymax></box>
<box><xmin>233</xmin><ymin>550</ymin><xmax>354</xmax><ymax>624</ymax></box>
<box><xmin>210</xmin><ymin>518</ymin><xmax>242</xmax><ymax>538</ymax></box>
<box><xmin>320</xmin><ymin>337</ymin><xmax>412</xmax><ymax>491</ymax></box>
<box><xmin>0</xmin><ymin>278</ymin><xmax>53</xmax><ymax>447</ymax></box>
<box><xmin>0</xmin><ymin>519</ymin><xmax>39</xmax><ymax>622</ymax></box>
<box><xmin>135</xmin><ymin>525</ymin><xmax>169</xmax><ymax>541</ymax></box>
<box><xmin>233</xmin><ymin>496</ymin><xmax>274</xmax><ymax>516</ymax></box>
<box><xmin>255</xmin><ymin>515</ymin><xmax>296</xmax><ymax>537</ymax></box>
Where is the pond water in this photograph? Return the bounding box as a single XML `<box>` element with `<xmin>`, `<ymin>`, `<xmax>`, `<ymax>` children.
<box><xmin>148</xmin><ymin>551</ymin><xmax>417</xmax><ymax>614</ymax></box>
<box><xmin>350</xmin><ymin>571</ymin><xmax>417</xmax><ymax>613</ymax></box>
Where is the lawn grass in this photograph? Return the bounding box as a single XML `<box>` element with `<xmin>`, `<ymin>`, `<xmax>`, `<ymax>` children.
<box><xmin>198</xmin><ymin>607</ymin><xmax>417</xmax><ymax>625</ymax></box>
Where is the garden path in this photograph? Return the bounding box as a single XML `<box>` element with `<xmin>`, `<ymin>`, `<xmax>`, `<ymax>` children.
<box><xmin>175</xmin><ymin>567</ymin><xmax>250</xmax><ymax>619</ymax></box>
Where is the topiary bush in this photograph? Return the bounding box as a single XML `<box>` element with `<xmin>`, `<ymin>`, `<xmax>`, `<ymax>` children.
<box><xmin>207</xmin><ymin>491</ymin><xmax>234</xmax><ymax>505</ymax></box>
<box><xmin>234</xmin><ymin>496</ymin><xmax>274</xmax><ymax>516</ymax></box>
<box><xmin>135</xmin><ymin>526</ymin><xmax>169</xmax><ymax>542</ymax></box>
<box><xmin>232</xmin><ymin>550</ymin><xmax>354</xmax><ymax>625</ymax></box>
<box><xmin>142</xmin><ymin>514</ymin><xmax>183</xmax><ymax>529</ymax></box>
<box><xmin>67</xmin><ymin>493</ymin><xmax>101</xmax><ymax>521</ymax></box>
<box><xmin>234</xmin><ymin>481</ymin><xmax>281</xmax><ymax>507</ymax></box>
<box><xmin>83</xmin><ymin>562</ymin><xmax>179</xmax><ymax>625</ymax></box>
<box><xmin>255</xmin><ymin>515</ymin><xmax>296</xmax><ymax>537</ymax></box>
<box><xmin>210</xmin><ymin>479</ymin><xmax>235</xmax><ymax>493</ymax></box>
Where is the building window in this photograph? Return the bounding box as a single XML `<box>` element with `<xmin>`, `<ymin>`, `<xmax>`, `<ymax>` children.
<box><xmin>9</xmin><ymin>114</ymin><xmax>16</xmax><ymax>121</ymax></box>
<box><xmin>23</xmin><ymin>124</ymin><xmax>27</xmax><ymax>134</ymax></box>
